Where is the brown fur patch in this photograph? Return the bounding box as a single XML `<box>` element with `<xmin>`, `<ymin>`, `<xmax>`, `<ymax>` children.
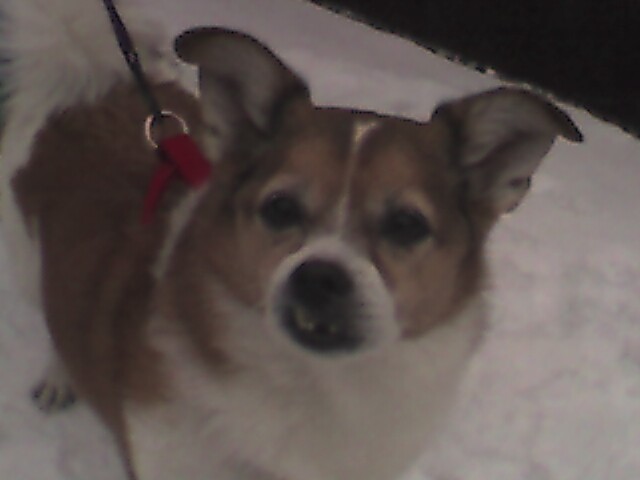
<box><xmin>349</xmin><ymin>118</ymin><xmax>486</xmax><ymax>336</ymax></box>
<box><xmin>12</xmin><ymin>82</ymin><xmax>201</xmax><ymax>428</ymax></box>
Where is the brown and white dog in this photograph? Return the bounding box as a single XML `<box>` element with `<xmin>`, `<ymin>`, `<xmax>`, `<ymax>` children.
<box><xmin>0</xmin><ymin>1</ymin><xmax>582</xmax><ymax>479</ymax></box>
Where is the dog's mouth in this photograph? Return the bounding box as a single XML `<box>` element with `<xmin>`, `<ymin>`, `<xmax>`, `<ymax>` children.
<box><xmin>275</xmin><ymin>258</ymin><xmax>365</xmax><ymax>354</ymax></box>
<box><xmin>282</xmin><ymin>303</ymin><xmax>363</xmax><ymax>354</ymax></box>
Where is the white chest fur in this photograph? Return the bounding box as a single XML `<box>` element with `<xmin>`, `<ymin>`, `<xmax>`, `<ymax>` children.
<box><xmin>125</xmin><ymin>302</ymin><xmax>484</xmax><ymax>480</ymax></box>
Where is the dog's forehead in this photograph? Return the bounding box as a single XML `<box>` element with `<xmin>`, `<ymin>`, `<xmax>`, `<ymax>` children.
<box><xmin>273</xmin><ymin>109</ymin><xmax>450</xmax><ymax>193</ymax></box>
<box><xmin>351</xmin><ymin>118</ymin><xmax>455</xmax><ymax>203</ymax></box>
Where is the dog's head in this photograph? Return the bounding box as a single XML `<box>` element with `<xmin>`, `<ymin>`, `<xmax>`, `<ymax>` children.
<box><xmin>171</xmin><ymin>28</ymin><xmax>582</xmax><ymax>358</ymax></box>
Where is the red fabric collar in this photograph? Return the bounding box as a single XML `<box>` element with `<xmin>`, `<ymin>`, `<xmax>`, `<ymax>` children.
<box><xmin>141</xmin><ymin>133</ymin><xmax>211</xmax><ymax>224</ymax></box>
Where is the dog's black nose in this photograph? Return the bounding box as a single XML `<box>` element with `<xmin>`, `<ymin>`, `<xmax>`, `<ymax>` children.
<box><xmin>290</xmin><ymin>259</ymin><xmax>354</xmax><ymax>307</ymax></box>
<box><xmin>284</xmin><ymin>260</ymin><xmax>361</xmax><ymax>353</ymax></box>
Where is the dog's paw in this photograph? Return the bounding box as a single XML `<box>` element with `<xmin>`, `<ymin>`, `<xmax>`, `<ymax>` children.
<box><xmin>31</xmin><ymin>379</ymin><xmax>77</xmax><ymax>413</ymax></box>
<box><xmin>31</xmin><ymin>359</ymin><xmax>77</xmax><ymax>413</ymax></box>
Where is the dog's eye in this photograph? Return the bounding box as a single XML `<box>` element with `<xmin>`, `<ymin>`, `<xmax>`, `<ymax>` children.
<box><xmin>380</xmin><ymin>208</ymin><xmax>431</xmax><ymax>247</ymax></box>
<box><xmin>259</xmin><ymin>192</ymin><xmax>305</xmax><ymax>230</ymax></box>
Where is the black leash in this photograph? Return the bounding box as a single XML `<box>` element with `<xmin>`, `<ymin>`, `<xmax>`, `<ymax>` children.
<box><xmin>100</xmin><ymin>0</ymin><xmax>164</xmax><ymax>121</ymax></box>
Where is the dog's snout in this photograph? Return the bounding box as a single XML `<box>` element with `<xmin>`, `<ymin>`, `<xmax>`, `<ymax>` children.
<box><xmin>290</xmin><ymin>260</ymin><xmax>354</xmax><ymax>307</ymax></box>
<box><xmin>282</xmin><ymin>259</ymin><xmax>361</xmax><ymax>353</ymax></box>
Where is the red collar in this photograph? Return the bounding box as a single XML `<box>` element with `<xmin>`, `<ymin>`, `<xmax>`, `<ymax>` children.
<box><xmin>141</xmin><ymin>112</ymin><xmax>211</xmax><ymax>224</ymax></box>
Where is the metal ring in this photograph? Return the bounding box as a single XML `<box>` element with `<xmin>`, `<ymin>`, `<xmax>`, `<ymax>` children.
<box><xmin>144</xmin><ymin>111</ymin><xmax>189</xmax><ymax>148</ymax></box>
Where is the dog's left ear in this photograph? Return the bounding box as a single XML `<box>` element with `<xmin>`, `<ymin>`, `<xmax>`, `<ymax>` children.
<box><xmin>175</xmin><ymin>27</ymin><xmax>311</xmax><ymax>156</ymax></box>
<box><xmin>433</xmin><ymin>88</ymin><xmax>583</xmax><ymax>217</ymax></box>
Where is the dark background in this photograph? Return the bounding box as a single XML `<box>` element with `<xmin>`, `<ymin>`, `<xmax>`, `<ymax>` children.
<box><xmin>310</xmin><ymin>0</ymin><xmax>640</xmax><ymax>138</ymax></box>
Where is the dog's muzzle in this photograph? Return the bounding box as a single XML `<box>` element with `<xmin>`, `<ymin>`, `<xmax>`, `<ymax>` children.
<box><xmin>281</xmin><ymin>259</ymin><xmax>363</xmax><ymax>353</ymax></box>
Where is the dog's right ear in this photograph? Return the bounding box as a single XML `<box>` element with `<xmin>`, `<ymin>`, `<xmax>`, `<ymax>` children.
<box><xmin>175</xmin><ymin>27</ymin><xmax>311</xmax><ymax>157</ymax></box>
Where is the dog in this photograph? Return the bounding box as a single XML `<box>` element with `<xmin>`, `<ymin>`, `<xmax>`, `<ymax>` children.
<box><xmin>0</xmin><ymin>0</ymin><xmax>582</xmax><ymax>479</ymax></box>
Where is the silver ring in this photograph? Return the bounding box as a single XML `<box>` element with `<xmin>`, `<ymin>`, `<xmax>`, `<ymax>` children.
<box><xmin>144</xmin><ymin>111</ymin><xmax>189</xmax><ymax>148</ymax></box>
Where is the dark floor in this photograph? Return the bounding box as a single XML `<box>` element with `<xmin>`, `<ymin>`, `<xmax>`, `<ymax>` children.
<box><xmin>310</xmin><ymin>0</ymin><xmax>640</xmax><ymax>138</ymax></box>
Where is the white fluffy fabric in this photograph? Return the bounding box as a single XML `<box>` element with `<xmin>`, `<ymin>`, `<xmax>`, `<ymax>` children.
<box><xmin>0</xmin><ymin>0</ymin><xmax>176</xmax><ymax>129</ymax></box>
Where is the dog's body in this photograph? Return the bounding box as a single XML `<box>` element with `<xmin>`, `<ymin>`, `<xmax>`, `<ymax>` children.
<box><xmin>0</xmin><ymin>1</ymin><xmax>582</xmax><ymax>479</ymax></box>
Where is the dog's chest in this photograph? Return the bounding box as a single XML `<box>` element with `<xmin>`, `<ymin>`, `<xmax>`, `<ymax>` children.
<box><xmin>125</xmin><ymin>311</ymin><xmax>480</xmax><ymax>480</ymax></box>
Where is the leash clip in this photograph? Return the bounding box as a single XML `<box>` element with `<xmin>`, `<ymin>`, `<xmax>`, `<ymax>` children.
<box><xmin>144</xmin><ymin>111</ymin><xmax>189</xmax><ymax>148</ymax></box>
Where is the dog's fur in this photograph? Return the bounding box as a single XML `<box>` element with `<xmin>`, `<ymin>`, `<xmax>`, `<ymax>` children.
<box><xmin>0</xmin><ymin>1</ymin><xmax>582</xmax><ymax>479</ymax></box>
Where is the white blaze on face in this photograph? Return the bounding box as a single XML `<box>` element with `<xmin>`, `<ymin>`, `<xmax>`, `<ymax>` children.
<box><xmin>334</xmin><ymin>119</ymin><xmax>380</xmax><ymax>232</ymax></box>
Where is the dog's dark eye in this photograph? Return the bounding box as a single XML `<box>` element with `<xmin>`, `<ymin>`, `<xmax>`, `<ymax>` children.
<box><xmin>259</xmin><ymin>192</ymin><xmax>305</xmax><ymax>230</ymax></box>
<box><xmin>380</xmin><ymin>208</ymin><xmax>431</xmax><ymax>247</ymax></box>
